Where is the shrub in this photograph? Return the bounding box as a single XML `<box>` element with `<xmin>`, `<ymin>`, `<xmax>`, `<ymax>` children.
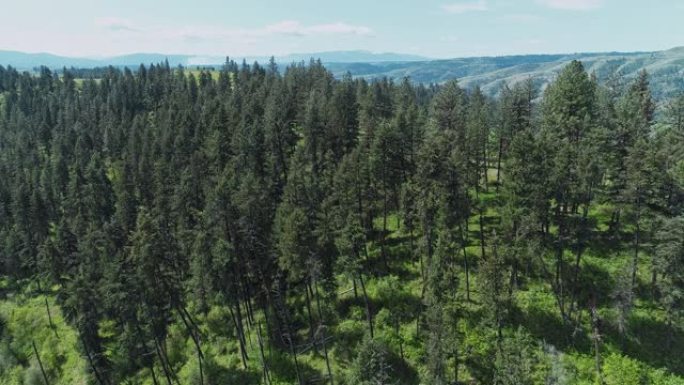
<box><xmin>603</xmin><ymin>353</ymin><xmax>644</xmax><ymax>385</ymax></box>
<box><xmin>346</xmin><ymin>336</ymin><xmax>418</xmax><ymax>385</ymax></box>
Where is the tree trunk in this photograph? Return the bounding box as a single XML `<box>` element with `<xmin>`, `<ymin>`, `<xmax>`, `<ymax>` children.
<box><xmin>482</xmin><ymin>136</ymin><xmax>489</xmax><ymax>193</ymax></box>
<box><xmin>304</xmin><ymin>281</ymin><xmax>317</xmax><ymax>352</ymax></box>
<box><xmin>159</xmin><ymin>338</ymin><xmax>181</xmax><ymax>385</ymax></box>
<box><xmin>496</xmin><ymin>137</ymin><xmax>504</xmax><ymax>194</ymax></box>
<box><xmin>460</xmin><ymin>224</ymin><xmax>471</xmax><ymax>302</ymax></box>
<box><xmin>44</xmin><ymin>298</ymin><xmax>59</xmax><ymax>339</ymax></box>
<box><xmin>509</xmin><ymin>258</ymin><xmax>518</xmax><ymax>296</ymax></box>
<box><xmin>153</xmin><ymin>337</ymin><xmax>173</xmax><ymax>385</ymax></box>
<box><xmin>569</xmin><ymin>205</ymin><xmax>590</xmax><ymax>321</ymax></box>
<box><xmin>32</xmin><ymin>340</ymin><xmax>50</xmax><ymax>385</ymax></box>
<box><xmin>150</xmin><ymin>364</ymin><xmax>160</xmax><ymax>385</ymax></box>
<box><xmin>554</xmin><ymin>204</ymin><xmax>568</xmax><ymax>322</ymax></box>
<box><xmin>80</xmin><ymin>333</ymin><xmax>109</xmax><ymax>385</ymax></box>
<box><xmin>381</xmin><ymin>186</ymin><xmax>389</xmax><ymax>272</ymax></box>
<box><xmin>591</xmin><ymin>306</ymin><xmax>604</xmax><ymax>385</ymax></box>
<box><xmin>313</xmin><ymin>282</ymin><xmax>335</xmax><ymax>385</ymax></box>
<box><xmin>358</xmin><ymin>274</ymin><xmax>374</xmax><ymax>338</ymax></box>
<box><xmin>257</xmin><ymin>322</ymin><xmax>271</xmax><ymax>385</ymax></box>
<box><xmin>177</xmin><ymin>308</ymin><xmax>203</xmax><ymax>385</ymax></box>
<box><xmin>651</xmin><ymin>262</ymin><xmax>658</xmax><ymax>302</ymax></box>
<box><xmin>631</xmin><ymin>192</ymin><xmax>642</xmax><ymax>290</ymax></box>
<box><xmin>476</xmin><ymin>185</ymin><xmax>487</xmax><ymax>260</ymax></box>
<box><xmin>229</xmin><ymin>303</ymin><xmax>249</xmax><ymax>369</ymax></box>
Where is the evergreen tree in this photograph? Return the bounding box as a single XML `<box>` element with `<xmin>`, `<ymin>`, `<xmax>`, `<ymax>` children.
<box><xmin>655</xmin><ymin>216</ymin><xmax>684</xmax><ymax>345</ymax></box>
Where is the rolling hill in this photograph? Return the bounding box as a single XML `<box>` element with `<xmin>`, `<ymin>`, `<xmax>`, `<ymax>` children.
<box><xmin>3</xmin><ymin>47</ymin><xmax>684</xmax><ymax>100</ymax></box>
<box><xmin>326</xmin><ymin>47</ymin><xmax>684</xmax><ymax>100</ymax></box>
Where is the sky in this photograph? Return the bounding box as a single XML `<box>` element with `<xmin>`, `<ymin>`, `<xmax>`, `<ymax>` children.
<box><xmin>1</xmin><ymin>0</ymin><xmax>683</xmax><ymax>59</ymax></box>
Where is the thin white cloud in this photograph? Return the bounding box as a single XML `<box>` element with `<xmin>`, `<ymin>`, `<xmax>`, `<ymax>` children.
<box><xmin>96</xmin><ymin>17</ymin><xmax>140</xmax><ymax>32</ymax></box>
<box><xmin>518</xmin><ymin>38</ymin><xmax>546</xmax><ymax>46</ymax></box>
<box><xmin>499</xmin><ymin>14</ymin><xmax>544</xmax><ymax>23</ymax></box>
<box><xmin>97</xmin><ymin>18</ymin><xmax>373</xmax><ymax>40</ymax></box>
<box><xmin>440</xmin><ymin>35</ymin><xmax>461</xmax><ymax>43</ymax></box>
<box><xmin>264</xmin><ymin>20</ymin><xmax>373</xmax><ymax>36</ymax></box>
<box><xmin>537</xmin><ymin>0</ymin><xmax>603</xmax><ymax>10</ymax></box>
<box><xmin>89</xmin><ymin>18</ymin><xmax>375</xmax><ymax>56</ymax></box>
<box><xmin>442</xmin><ymin>0</ymin><xmax>488</xmax><ymax>14</ymax></box>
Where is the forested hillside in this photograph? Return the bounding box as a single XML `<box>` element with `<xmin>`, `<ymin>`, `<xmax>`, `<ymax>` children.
<box><xmin>326</xmin><ymin>47</ymin><xmax>684</xmax><ymax>101</ymax></box>
<box><xmin>0</xmin><ymin>59</ymin><xmax>683</xmax><ymax>385</ymax></box>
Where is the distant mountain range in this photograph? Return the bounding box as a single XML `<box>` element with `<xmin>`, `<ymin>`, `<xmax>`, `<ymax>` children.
<box><xmin>2</xmin><ymin>48</ymin><xmax>684</xmax><ymax>100</ymax></box>
<box><xmin>0</xmin><ymin>50</ymin><xmax>430</xmax><ymax>69</ymax></box>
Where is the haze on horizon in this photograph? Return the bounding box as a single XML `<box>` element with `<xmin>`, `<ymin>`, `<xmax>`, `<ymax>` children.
<box><xmin>1</xmin><ymin>0</ymin><xmax>683</xmax><ymax>60</ymax></box>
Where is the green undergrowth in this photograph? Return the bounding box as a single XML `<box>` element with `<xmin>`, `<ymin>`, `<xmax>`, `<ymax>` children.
<box><xmin>1</xmin><ymin>201</ymin><xmax>684</xmax><ymax>384</ymax></box>
<box><xmin>0</xmin><ymin>283</ymin><xmax>87</xmax><ymax>385</ymax></box>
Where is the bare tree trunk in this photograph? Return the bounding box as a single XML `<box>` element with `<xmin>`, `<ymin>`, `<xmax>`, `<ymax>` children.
<box><xmin>396</xmin><ymin>320</ymin><xmax>404</xmax><ymax>360</ymax></box>
<box><xmin>460</xmin><ymin>224</ymin><xmax>471</xmax><ymax>302</ymax></box>
<box><xmin>651</xmin><ymin>261</ymin><xmax>658</xmax><ymax>302</ymax></box>
<box><xmin>476</xmin><ymin>185</ymin><xmax>487</xmax><ymax>260</ymax></box>
<box><xmin>157</xmin><ymin>337</ymin><xmax>181</xmax><ymax>385</ymax></box>
<box><xmin>352</xmin><ymin>279</ymin><xmax>358</xmax><ymax>300</ymax></box>
<box><xmin>153</xmin><ymin>337</ymin><xmax>173</xmax><ymax>385</ymax></box>
<box><xmin>257</xmin><ymin>322</ymin><xmax>271</xmax><ymax>385</ymax></box>
<box><xmin>229</xmin><ymin>303</ymin><xmax>249</xmax><ymax>369</ymax></box>
<box><xmin>381</xmin><ymin>185</ymin><xmax>390</xmax><ymax>272</ymax></box>
<box><xmin>554</xmin><ymin>204</ymin><xmax>568</xmax><ymax>322</ymax></box>
<box><xmin>44</xmin><ymin>298</ymin><xmax>59</xmax><ymax>339</ymax></box>
<box><xmin>304</xmin><ymin>281</ymin><xmax>317</xmax><ymax>352</ymax></box>
<box><xmin>134</xmin><ymin>323</ymin><xmax>159</xmax><ymax>385</ymax></box>
<box><xmin>358</xmin><ymin>273</ymin><xmax>374</xmax><ymax>338</ymax></box>
<box><xmin>631</xmin><ymin>193</ymin><xmax>642</xmax><ymax>290</ymax></box>
<box><xmin>150</xmin><ymin>364</ymin><xmax>160</xmax><ymax>385</ymax></box>
<box><xmin>80</xmin><ymin>333</ymin><xmax>108</xmax><ymax>385</ymax></box>
<box><xmin>313</xmin><ymin>280</ymin><xmax>335</xmax><ymax>385</ymax></box>
<box><xmin>496</xmin><ymin>137</ymin><xmax>504</xmax><ymax>194</ymax></box>
<box><xmin>176</xmin><ymin>307</ymin><xmax>203</xmax><ymax>385</ymax></box>
<box><xmin>320</xmin><ymin>326</ymin><xmax>334</xmax><ymax>385</ymax></box>
<box><xmin>274</xmin><ymin>286</ymin><xmax>303</xmax><ymax>385</ymax></box>
<box><xmin>591</xmin><ymin>305</ymin><xmax>604</xmax><ymax>385</ymax></box>
<box><xmin>569</xmin><ymin>204</ymin><xmax>590</xmax><ymax>321</ymax></box>
<box><xmin>483</xmin><ymin>136</ymin><xmax>489</xmax><ymax>193</ymax></box>
<box><xmin>32</xmin><ymin>340</ymin><xmax>50</xmax><ymax>385</ymax></box>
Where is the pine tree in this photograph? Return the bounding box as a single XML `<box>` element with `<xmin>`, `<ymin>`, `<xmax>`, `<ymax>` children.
<box><xmin>480</xmin><ymin>233</ymin><xmax>511</xmax><ymax>343</ymax></box>
<box><xmin>655</xmin><ymin>216</ymin><xmax>684</xmax><ymax>345</ymax></box>
<box><xmin>540</xmin><ymin>61</ymin><xmax>600</xmax><ymax>322</ymax></box>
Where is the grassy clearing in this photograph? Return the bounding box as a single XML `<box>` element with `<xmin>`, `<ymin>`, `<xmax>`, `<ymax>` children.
<box><xmin>0</xmin><ymin>283</ymin><xmax>87</xmax><ymax>385</ymax></box>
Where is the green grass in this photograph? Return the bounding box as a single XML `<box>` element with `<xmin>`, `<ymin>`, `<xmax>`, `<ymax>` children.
<box><xmin>0</xmin><ymin>283</ymin><xmax>88</xmax><ymax>385</ymax></box>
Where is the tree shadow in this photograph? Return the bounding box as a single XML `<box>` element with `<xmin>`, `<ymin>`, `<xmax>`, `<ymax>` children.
<box><xmin>265</xmin><ymin>349</ymin><xmax>323</xmax><ymax>385</ymax></box>
<box><xmin>205</xmin><ymin>359</ymin><xmax>262</xmax><ymax>385</ymax></box>
<box><xmin>365</xmin><ymin>236</ymin><xmax>422</xmax><ymax>280</ymax></box>
<box><xmin>585</xmin><ymin>232</ymin><xmax>623</xmax><ymax>258</ymax></box>
<box><xmin>602</xmin><ymin>313</ymin><xmax>684</xmax><ymax>375</ymax></box>
<box><xmin>574</xmin><ymin>260</ymin><xmax>617</xmax><ymax>309</ymax></box>
<box><xmin>336</xmin><ymin>280</ymin><xmax>422</xmax><ymax>323</ymax></box>
<box><xmin>510</xmin><ymin>304</ymin><xmax>592</xmax><ymax>354</ymax></box>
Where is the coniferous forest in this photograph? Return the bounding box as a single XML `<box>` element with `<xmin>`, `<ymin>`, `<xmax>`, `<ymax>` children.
<box><xmin>0</xmin><ymin>59</ymin><xmax>683</xmax><ymax>385</ymax></box>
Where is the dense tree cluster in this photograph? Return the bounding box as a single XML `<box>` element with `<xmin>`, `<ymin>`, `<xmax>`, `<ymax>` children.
<box><xmin>0</xmin><ymin>59</ymin><xmax>683</xmax><ymax>384</ymax></box>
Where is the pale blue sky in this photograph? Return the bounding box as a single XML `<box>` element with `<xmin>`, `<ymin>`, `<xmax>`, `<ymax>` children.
<box><xmin>2</xmin><ymin>0</ymin><xmax>682</xmax><ymax>58</ymax></box>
